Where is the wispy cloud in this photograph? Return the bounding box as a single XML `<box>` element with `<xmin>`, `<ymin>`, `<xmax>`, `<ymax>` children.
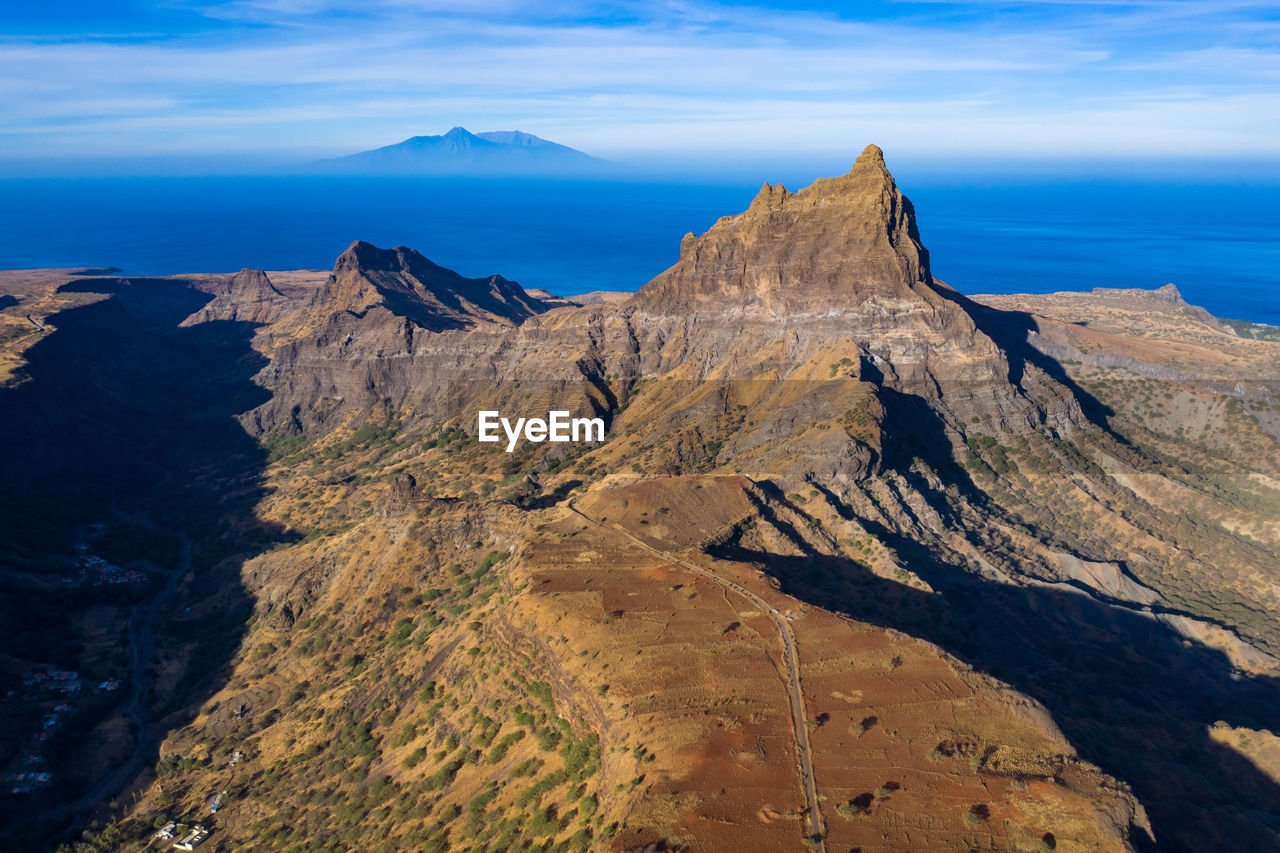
<box><xmin>1</xmin><ymin>0</ymin><xmax>1277</xmax><ymax>163</ymax></box>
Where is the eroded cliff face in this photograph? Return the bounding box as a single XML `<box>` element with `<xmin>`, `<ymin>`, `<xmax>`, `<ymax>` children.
<box><xmin>631</xmin><ymin>145</ymin><xmax>933</xmax><ymax>317</ymax></box>
<box><xmin>182</xmin><ymin>268</ymin><xmax>293</xmax><ymax>326</ymax></box>
<box><xmin>317</xmin><ymin>240</ymin><xmax>549</xmax><ymax>331</ymax></box>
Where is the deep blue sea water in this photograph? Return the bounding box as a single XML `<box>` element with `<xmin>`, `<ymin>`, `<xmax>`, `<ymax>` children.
<box><xmin>1</xmin><ymin>175</ymin><xmax>1276</xmax><ymax>324</ymax></box>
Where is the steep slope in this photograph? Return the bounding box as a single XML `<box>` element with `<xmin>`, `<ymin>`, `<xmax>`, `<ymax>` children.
<box><xmin>633</xmin><ymin>144</ymin><xmax>931</xmax><ymax>314</ymax></box>
<box><xmin>0</xmin><ymin>275</ymin><xmax>277</xmax><ymax>852</ymax></box>
<box><xmin>242</xmin><ymin>241</ymin><xmax>567</xmax><ymax>435</ymax></box>
<box><xmin>182</xmin><ymin>268</ymin><xmax>293</xmax><ymax>326</ymax></box>
<box><xmin>623</xmin><ymin>145</ymin><xmax>1035</xmax><ymax>401</ymax></box>
<box><xmin>316</xmin><ymin>240</ymin><xmax>549</xmax><ymax>331</ymax></box>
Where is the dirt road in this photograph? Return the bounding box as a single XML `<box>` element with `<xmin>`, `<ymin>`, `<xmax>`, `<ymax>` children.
<box><xmin>568</xmin><ymin>503</ymin><xmax>827</xmax><ymax>850</ymax></box>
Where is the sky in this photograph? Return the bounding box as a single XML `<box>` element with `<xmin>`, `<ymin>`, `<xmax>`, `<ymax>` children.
<box><xmin>3</xmin><ymin>1</ymin><xmax>1280</xmax><ymax>171</ymax></box>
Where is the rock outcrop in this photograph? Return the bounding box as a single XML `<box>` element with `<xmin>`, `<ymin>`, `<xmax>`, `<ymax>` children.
<box><xmin>384</xmin><ymin>471</ymin><xmax>420</xmax><ymax>515</ymax></box>
<box><xmin>184</xmin><ymin>268</ymin><xmax>293</xmax><ymax>325</ymax></box>
<box><xmin>1087</xmin><ymin>281</ymin><xmax>1223</xmax><ymax>328</ymax></box>
<box><xmin>612</xmin><ymin>144</ymin><xmax>1071</xmax><ymax>431</ymax></box>
<box><xmin>318</xmin><ymin>240</ymin><xmax>549</xmax><ymax>331</ymax></box>
<box><xmin>631</xmin><ymin>144</ymin><xmax>932</xmax><ymax>316</ymax></box>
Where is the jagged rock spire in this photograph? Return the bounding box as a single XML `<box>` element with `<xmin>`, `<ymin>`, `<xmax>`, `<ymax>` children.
<box><xmin>630</xmin><ymin>144</ymin><xmax>932</xmax><ymax>316</ymax></box>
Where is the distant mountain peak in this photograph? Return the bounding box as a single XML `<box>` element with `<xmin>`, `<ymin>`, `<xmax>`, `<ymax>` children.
<box><xmin>311</xmin><ymin>128</ymin><xmax>611</xmax><ymax>176</ymax></box>
<box><xmin>439</xmin><ymin>126</ymin><xmax>476</xmax><ymax>144</ymax></box>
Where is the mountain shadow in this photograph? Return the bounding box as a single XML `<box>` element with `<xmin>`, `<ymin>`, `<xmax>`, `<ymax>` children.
<box><xmin>0</xmin><ymin>277</ymin><xmax>288</xmax><ymax>850</ymax></box>
<box><xmin>935</xmin><ymin>286</ymin><xmax>1120</xmax><ymax>431</ymax></box>
<box><xmin>713</xmin><ymin>492</ymin><xmax>1280</xmax><ymax>851</ymax></box>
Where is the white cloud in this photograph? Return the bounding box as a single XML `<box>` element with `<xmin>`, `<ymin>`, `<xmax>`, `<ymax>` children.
<box><xmin>1</xmin><ymin>0</ymin><xmax>1277</xmax><ymax>161</ymax></box>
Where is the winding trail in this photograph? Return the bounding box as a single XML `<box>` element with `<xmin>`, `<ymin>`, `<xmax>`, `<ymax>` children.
<box><xmin>567</xmin><ymin>502</ymin><xmax>827</xmax><ymax>850</ymax></box>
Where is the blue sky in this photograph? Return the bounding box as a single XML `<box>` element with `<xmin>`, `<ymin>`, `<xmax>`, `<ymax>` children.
<box><xmin>3</xmin><ymin>1</ymin><xmax>1280</xmax><ymax>168</ymax></box>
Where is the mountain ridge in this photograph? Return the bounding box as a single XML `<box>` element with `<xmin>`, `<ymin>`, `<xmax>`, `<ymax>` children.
<box><xmin>317</xmin><ymin>239</ymin><xmax>548</xmax><ymax>330</ymax></box>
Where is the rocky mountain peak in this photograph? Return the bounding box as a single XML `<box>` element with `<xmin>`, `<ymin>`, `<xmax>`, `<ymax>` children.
<box><xmin>629</xmin><ymin>143</ymin><xmax>933</xmax><ymax>317</ymax></box>
<box><xmin>1153</xmin><ymin>282</ymin><xmax>1186</xmax><ymax>304</ymax></box>
<box><xmin>182</xmin><ymin>267</ymin><xmax>289</xmax><ymax>325</ymax></box>
<box><xmin>749</xmin><ymin>181</ymin><xmax>791</xmax><ymax>210</ymax></box>
<box><xmin>1081</xmin><ymin>281</ymin><xmax>1221</xmax><ymax>328</ymax></box>
<box><xmin>855</xmin><ymin>142</ymin><xmax>886</xmax><ymax>167</ymax></box>
<box><xmin>334</xmin><ymin>240</ymin><xmax>430</xmax><ymax>276</ymax></box>
<box><xmin>318</xmin><ymin>239</ymin><xmax>547</xmax><ymax>331</ymax></box>
<box><xmin>228</xmin><ymin>268</ymin><xmax>283</xmax><ymax>299</ymax></box>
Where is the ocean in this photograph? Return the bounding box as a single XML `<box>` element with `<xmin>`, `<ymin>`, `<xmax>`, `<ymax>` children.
<box><xmin>1</xmin><ymin>175</ymin><xmax>1276</xmax><ymax>324</ymax></box>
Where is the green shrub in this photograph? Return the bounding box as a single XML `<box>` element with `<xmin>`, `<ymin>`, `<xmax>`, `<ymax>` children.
<box><xmin>510</xmin><ymin>757</ymin><xmax>543</xmax><ymax>779</ymax></box>
<box><xmin>578</xmin><ymin>794</ymin><xmax>598</xmax><ymax>820</ymax></box>
<box><xmin>389</xmin><ymin>618</ymin><xmax>415</xmax><ymax>647</ymax></box>
<box><xmin>487</xmin><ymin>730</ymin><xmax>527</xmax><ymax>764</ymax></box>
<box><xmin>476</xmin><ymin>551</ymin><xmax>510</xmax><ymax>577</ymax></box>
<box><xmin>390</xmin><ymin>723</ymin><xmax>417</xmax><ymax>748</ymax></box>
